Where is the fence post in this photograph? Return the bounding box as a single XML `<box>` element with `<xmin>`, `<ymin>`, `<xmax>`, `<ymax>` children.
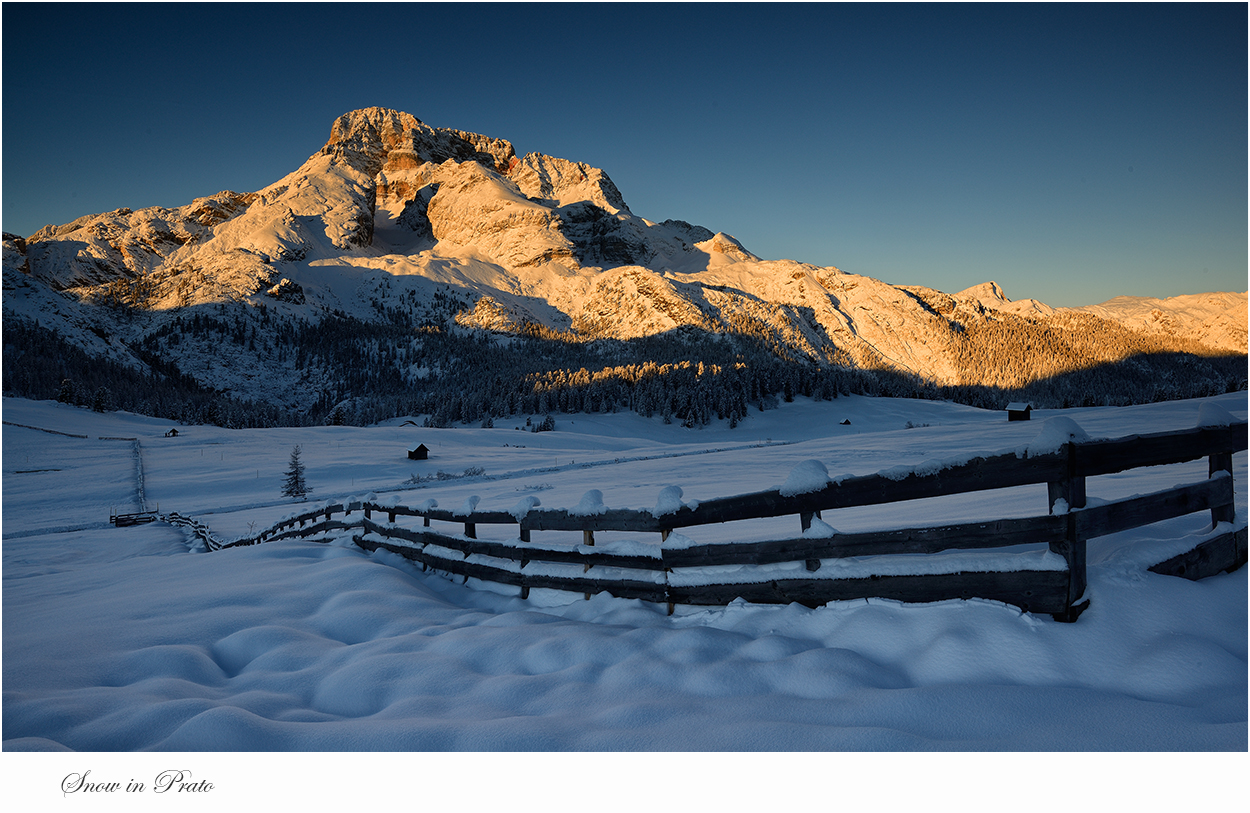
<box><xmin>1048</xmin><ymin>441</ymin><xmax>1088</xmax><ymax>622</ymax></box>
<box><xmin>1209</xmin><ymin>429</ymin><xmax>1235</xmax><ymax>528</ymax></box>
<box><xmin>800</xmin><ymin>511</ymin><xmax>822</xmax><ymax>571</ymax></box>
<box><xmin>1047</xmin><ymin>442</ymin><xmax>1086</xmax><ymax>513</ymax></box>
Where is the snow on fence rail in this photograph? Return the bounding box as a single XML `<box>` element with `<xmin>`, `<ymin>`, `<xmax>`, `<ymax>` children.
<box><xmin>201</xmin><ymin>420</ymin><xmax>1248</xmax><ymax>622</ymax></box>
<box><xmin>165</xmin><ymin>512</ymin><xmax>227</xmax><ymax>551</ymax></box>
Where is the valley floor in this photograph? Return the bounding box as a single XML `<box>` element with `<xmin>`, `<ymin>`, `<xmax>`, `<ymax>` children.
<box><xmin>2</xmin><ymin>393</ymin><xmax>1247</xmax><ymax>801</ymax></box>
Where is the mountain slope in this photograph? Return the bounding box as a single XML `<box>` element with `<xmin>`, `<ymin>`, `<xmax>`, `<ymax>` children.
<box><xmin>4</xmin><ymin>107</ymin><xmax>1245</xmax><ymax>425</ymax></box>
<box><xmin>1071</xmin><ymin>291</ymin><xmax>1247</xmax><ymax>354</ymax></box>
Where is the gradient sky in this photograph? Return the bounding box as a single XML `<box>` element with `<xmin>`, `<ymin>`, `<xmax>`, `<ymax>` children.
<box><xmin>3</xmin><ymin>2</ymin><xmax>1245</xmax><ymax>307</ymax></box>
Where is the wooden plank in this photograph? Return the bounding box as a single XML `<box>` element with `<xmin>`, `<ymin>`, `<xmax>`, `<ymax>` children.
<box><xmin>357</xmin><ymin>536</ymin><xmax>1072</xmax><ymax>613</ymax></box>
<box><xmin>1075</xmin><ymin>426</ymin><xmax>1241</xmax><ymax>477</ymax></box>
<box><xmin>406</xmin><ymin>446</ymin><xmax>1066</xmax><ymax>535</ymax></box>
<box><xmin>424</xmin><ymin>509</ymin><xmax>519</xmax><ymax>525</ymax></box>
<box><xmin>362</xmin><ymin>514</ymin><xmax>1065</xmax><ymax>573</ymax></box>
<box><xmin>521</xmin><ymin>507</ymin><xmax>664</xmax><ymax>533</ymax></box>
<box><xmin>353</xmin><ymin>535</ymin><xmax>667</xmax><ymax>602</ymax></box>
<box><xmin>1074</xmin><ymin>478</ymin><xmax>1232</xmax><ymax>540</ymax></box>
<box><xmin>658</xmin><ymin>450</ymin><xmax>1067</xmax><ymax>530</ymax></box>
<box><xmin>662</xmin><ymin>514</ymin><xmax>1067</xmax><ymax>567</ymax></box>
<box><xmin>234</xmin><ymin>519</ymin><xmax>356</xmax><ymax>546</ymax></box>
<box><xmin>666</xmin><ymin>569</ymin><xmax>1071</xmax><ymax>614</ymax></box>
<box><xmin>358</xmin><ymin>518</ymin><xmax>663</xmax><ymax>571</ymax></box>
<box><xmin>1148</xmin><ymin>527</ymin><xmax>1248</xmax><ymax>580</ymax></box>
<box><xmin>362</xmin><ymin>502</ymin><xmax>425</xmax><ymax>519</ymax></box>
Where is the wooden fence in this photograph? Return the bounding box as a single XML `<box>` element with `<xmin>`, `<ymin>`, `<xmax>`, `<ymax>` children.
<box><xmin>203</xmin><ymin>421</ymin><xmax>1248</xmax><ymax>622</ymax></box>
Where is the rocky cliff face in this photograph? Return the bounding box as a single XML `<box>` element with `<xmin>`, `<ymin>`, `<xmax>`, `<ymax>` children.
<box><xmin>322</xmin><ymin>108</ymin><xmax>517</xmax><ymax>178</ymax></box>
<box><xmin>511</xmin><ymin>153</ymin><xmax>629</xmax><ymax>214</ymax></box>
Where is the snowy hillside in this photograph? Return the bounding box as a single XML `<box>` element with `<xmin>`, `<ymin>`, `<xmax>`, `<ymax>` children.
<box><xmin>3</xmin><ymin>391</ymin><xmax>1246</xmax><ymax>756</ymax></box>
<box><xmin>3</xmin><ymin>107</ymin><xmax>1245</xmax><ymax>425</ymax></box>
<box><xmin>1071</xmin><ymin>291</ymin><xmax>1249</xmax><ymax>354</ymax></box>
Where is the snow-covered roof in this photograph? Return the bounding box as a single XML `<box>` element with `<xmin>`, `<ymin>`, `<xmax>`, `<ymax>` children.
<box><xmin>1006</xmin><ymin>402</ymin><xmax>1032</xmax><ymax>411</ymax></box>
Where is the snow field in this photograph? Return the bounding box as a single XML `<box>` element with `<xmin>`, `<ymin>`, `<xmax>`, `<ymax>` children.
<box><xmin>2</xmin><ymin>392</ymin><xmax>1247</xmax><ymax>804</ymax></box>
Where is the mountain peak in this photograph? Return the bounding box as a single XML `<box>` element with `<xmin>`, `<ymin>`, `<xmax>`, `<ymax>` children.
<box><xmin>957</xmin><ymin>280</ymin><xmax>1008</xmax><ymax>302</ymax></box>
<box><xmin>696</xmin><ymin>232</ymin><xmax>759</xmax><ymax>261</ymax></box>
<box><xmin>320</xmin><ymin>107</ymin><xmax>516</xmax><ymax>177</ymax></box>
<box><xmin>958</xmin><ymin>280</ymin><xmax>1056</xmax><ymax>319</ymax></box>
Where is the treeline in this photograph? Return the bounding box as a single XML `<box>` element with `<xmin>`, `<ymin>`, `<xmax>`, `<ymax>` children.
<box><xmin>3</xmin><ymin>304</ymin><xmax>1245</xmax><ymax>430</ymax></box>
<box><xmin>1</xmin><ymin>319</ymin><xmax>296</xmax><ymax>427</ymax></box>
<box><xmin>948</xmin><ymin>309</ymin><xmax>1238</xmax><ymax>391</ymax></box>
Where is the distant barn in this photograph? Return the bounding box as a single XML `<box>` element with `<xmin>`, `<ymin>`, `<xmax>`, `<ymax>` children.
<box><xmin>1006</xmin><ymin>402</ymin><xmax>1033</xmax><ymax>421</ymax></box>
<box><xmin>408</xmin><ymin>444</ymin><xmax>429</xmax><ymax>460</ymax></box>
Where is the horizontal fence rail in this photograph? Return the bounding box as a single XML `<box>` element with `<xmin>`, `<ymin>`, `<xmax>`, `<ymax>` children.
<box><xmin>185</xmin><ymin>420</ymin><xmax>1247</xmax><ymax>622</ymax></box>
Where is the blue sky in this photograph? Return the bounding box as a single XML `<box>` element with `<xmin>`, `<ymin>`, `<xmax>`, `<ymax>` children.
<box><xmin>3</xmin><ymin>2</ymin><xmax>1245</xmax><ymax>307</ymax></box>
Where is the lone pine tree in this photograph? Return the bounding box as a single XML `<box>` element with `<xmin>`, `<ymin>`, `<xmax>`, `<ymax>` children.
<box><xmin>282</xmin><ymin>445</ymin><xmax>308</xmax><ymax>499</ymax></box>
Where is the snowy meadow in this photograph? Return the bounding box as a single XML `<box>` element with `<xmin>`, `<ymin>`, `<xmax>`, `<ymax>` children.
<box><xmin>2</xmin><ymin>392</ymin><xmax>1247</xmax><ymax>801</ymax></box>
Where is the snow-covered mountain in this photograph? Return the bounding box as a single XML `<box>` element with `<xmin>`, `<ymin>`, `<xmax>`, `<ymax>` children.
<box><xmin>3</xmin><ymin>107</ymin><xmax>1245</xmax><ymax>422</ymax></box>
<box><xmin>1070</xmin><ymin>291</ymin><xmax>1247</xmax><ymax>354</ymax></box>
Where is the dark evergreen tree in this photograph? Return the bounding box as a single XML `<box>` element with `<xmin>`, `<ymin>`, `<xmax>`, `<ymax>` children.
<box><xmin>281</xmin><ymin>445</ymin><xmax>309</xmax><ymax>499</ymax></box>
<box><xmin>91</xmin><ymin>386</ymin><xmax>113</xmax><ymax>413</ymax></box>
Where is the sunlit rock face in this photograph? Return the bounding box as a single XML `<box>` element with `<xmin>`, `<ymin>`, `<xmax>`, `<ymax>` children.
<box><xmin>323</xmin><ymin>107</ymin><xmax>517</xmax><ymax>178</ymax></box>
<box><xmin>423</xmin><ymin>160</ymin><xmax>578</xmax><ymax>269</ymax></box>
<box><xmin>510</xmin><ymin>153</ymin><xmax>629</xmax><ymax>214</ymax></box>
<box><xmin>24</xmin><ymin>192</ymin><xmax>256</xmax><ymax>290</ymax></box>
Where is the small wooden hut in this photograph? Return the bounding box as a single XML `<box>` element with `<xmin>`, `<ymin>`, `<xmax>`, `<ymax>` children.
<box><xmin>408</xmin><ymin>444</ymin><xmax>430</xmax><ymax>460</ymax></box>
<box><xmin>1006</xmin><ymin>402</ymin><xmax>1033</xmax><ymax>421</ymax></box>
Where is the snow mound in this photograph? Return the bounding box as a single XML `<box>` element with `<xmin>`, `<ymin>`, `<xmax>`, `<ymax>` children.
<box><xmin>803</xmin><ymin>517</ymin><xmax>838</xmax><ymax>538</ymax></box>
<box><xmin>1026</xmin><ymin>417</ymin><xmax>1090</xmax><ymax>456</ymax></box>
<box><xmin>578</xmin><ymin>538</ymin><xmax>660</xmax><ymax>559</ymax></box>
<box><xmin>571</xmin><ymin>489</ymin><xmax>607</xmax><ymax>516</ymax></box>
<box><xmin>779</xmin><ymin>459</ymin><xmax>830</xmax><ymax>497</ymax></box>
<box><xmin>659</xmin><ymin>531</ymin><xmax>700</xmax><ymax>550</ymax></box>
<box><xmin>510</xmin><ymin>495</ymin><xmax>541</xmax><ymax>520</ymax></box>
<box><xmin>453</xmin><ymin>496</ymin><xmax>479</xmax><ymax>516</ymax></box>
<box><xmin>1198</xmin><ymin>401</ymin><xmax>1235</xmax><ymax>428</ymax></box>
<box><xmin>653</xmin><ymin>485</ymin><xmax>685</xmax><ymax>517</ymax></box>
